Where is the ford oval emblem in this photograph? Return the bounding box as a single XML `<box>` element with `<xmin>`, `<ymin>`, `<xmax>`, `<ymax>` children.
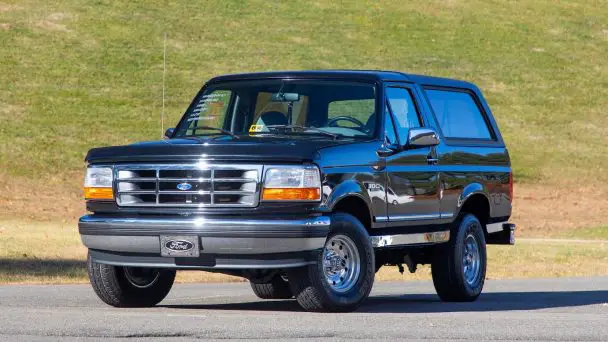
<box><xmin>176</xmin><ymin>182</ymin><xmax>192</xmax><ymax>191</ymax></box>
<box><xmin>164</xmin><ymin>240</ymin><xmax>194</xmax><ymax>252</ymax></box>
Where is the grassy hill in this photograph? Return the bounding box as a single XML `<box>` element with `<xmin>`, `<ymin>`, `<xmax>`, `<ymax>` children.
<box><xmin>1</xmin><ymin>0</ymin><xmax>607</xmax><ymax>228</ymax></box>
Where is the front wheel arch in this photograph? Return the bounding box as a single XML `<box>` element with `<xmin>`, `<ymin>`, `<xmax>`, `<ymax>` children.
<box><xmin>331</xmin><ymin>195</ymin><xmax>372</xmax><ymax>232</ymax></box>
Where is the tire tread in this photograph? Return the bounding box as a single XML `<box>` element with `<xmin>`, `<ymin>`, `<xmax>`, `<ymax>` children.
<box><xmin>431</xmin><ymin>213</ymin><xmax>487</xmax><ymax>302</ymax></box>
<box><xmin>250</xmin><ymin>276</ymin><xmax>293</xmax><ymax>299</ymax></box>
<box><xmin>87</xmin><ymin>252</ymin><xmax>175</xmax><ymax>307</ymax></box>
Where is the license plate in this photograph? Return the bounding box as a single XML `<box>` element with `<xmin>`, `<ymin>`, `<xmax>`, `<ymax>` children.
<box><xmin>160</xmin><ymin>235</ymin><xmax>200</xmax><ymax>257</ymax></box>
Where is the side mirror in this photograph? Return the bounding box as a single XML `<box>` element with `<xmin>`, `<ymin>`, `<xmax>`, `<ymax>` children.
<box><xmin>407</xmin><ymin>128</ymin><xmax>440</xmax><ymax>148</ymax></box>
<box><xmin>164</xmin><ymin>128</ymin><xmax>175</xmax><ymax>139</ymax></box>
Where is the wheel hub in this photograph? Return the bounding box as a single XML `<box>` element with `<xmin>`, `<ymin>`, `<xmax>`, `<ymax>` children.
<box><xmin>322</xmin><ymin>235</ymin><xmax>361</xmax><ymax>293</ymax></box>
<box><xmin>123</xmin><ymin>267</ymin><xmax>161</xmax><ymax>289</ymax></box>
<box><xmin>462</xmin><ymin>233</ymin><xmax>481</xmax><ymax>286</ymax></box>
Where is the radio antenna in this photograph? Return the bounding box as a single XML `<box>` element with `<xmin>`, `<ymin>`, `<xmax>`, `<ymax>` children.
<box><xmin>161</xmin><ymin>32</ymin><xmax>167</xmax><ymax>139</ymax></box>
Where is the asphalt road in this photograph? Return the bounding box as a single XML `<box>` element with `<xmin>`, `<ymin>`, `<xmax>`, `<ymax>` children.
<box><xmin>1</xmin><ymin>277</ymin><xmax>607</xmax><ymax>341</ymax></box>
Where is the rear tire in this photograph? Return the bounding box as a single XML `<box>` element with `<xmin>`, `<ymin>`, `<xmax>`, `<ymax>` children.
<box><xmin>431</xmin><ymin>213</ymin><xmax>487</xmax><ymax>302</ymax></box>
<box><xmin>288</xmin><ymin>213</ymin><xmax>375</xmax><ymax>312</ymax></box>
<box><xmin>87</xmin><ymin>252</ymin><xmax>176</xmax><ymax>307</ymax></box>
<box><xmin>249</xmin><ymin>276</ymin><xmax>293</xmax><ymax>299</ymax></box>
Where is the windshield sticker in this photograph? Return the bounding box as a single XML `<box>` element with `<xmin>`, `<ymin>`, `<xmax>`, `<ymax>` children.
<box><xmin>187</xmin><ymin>115</ymin><xmax>218</xmax><ymax>122</ymax></box>
<box><xmin>187</xmin><ymin>93</ymin><xmax>227</xmax><ymax>121</ymax></box>
<box><xmin>249</xmin><ymin>124</ymin><xmax>265</xmax><ymax>133</ymax></box>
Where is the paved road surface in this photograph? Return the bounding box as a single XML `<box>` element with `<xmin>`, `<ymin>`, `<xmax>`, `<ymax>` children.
<box><xmin>1</xmin><ymin>277</ymin><xmax>607</xmax><ymax>341</ymax></box>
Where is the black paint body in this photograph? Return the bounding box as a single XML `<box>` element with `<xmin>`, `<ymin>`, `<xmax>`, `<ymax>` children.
<box><xmin>86</xmin><ymin>70</ymin><xmax>512</xmax><ymax>238</ymax></box>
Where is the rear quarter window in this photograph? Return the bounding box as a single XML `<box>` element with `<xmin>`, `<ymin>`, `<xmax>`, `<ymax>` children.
<box><xmin>424</xmin><ymin>89</ymin><xmax>493</xmax><ymax>140</ymax></box>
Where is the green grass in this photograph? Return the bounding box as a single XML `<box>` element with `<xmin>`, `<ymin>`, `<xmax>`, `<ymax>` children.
<box><xmin>560</xmin><ymin>225</ymin><xmax>608</xmax><ymax>240</ymax></box>
<box><xmin>1</xmin><ymin>0</ymin><xmax>607</xmax><ymax>220</ymax></box>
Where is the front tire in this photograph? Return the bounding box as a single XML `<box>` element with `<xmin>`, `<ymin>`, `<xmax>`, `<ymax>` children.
<box><xmin>431</xmin><ymin>213</ymin><xmax>487</xmax><ymax>302</ymax></box>
<box><xmin>249</xmin><ymin>276</ymin><xmax>293</xmax><ymax>299</ymax></box>
<box><xmin>87</xmin><ymin>252</ymin><xmax>176</xmax><ymax>307</ymax></box>
<box><xmin>288</xmin><ymin>213</ymin><xmax>375</xmax><ymax>312</ymax></box>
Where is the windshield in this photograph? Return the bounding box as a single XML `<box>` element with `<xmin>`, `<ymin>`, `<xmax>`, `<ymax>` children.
<box><xmin>174</xmin><ymin>80</ymin><xmax>378</xmax><ymax>139</ymax></box>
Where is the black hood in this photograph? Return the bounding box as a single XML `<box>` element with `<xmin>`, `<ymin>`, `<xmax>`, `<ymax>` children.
<box><xmin>85</xmin><ymin>136</ymin><xmax>353</xmax><ymax>164</ymax></box>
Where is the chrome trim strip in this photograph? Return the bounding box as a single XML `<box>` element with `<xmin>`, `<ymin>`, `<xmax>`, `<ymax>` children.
<box><xmin>79</xmin><ymin>215</ymin><xmax>331</xmax><ymax>238</ymax></box>
<box><xmin>376</xmin><ymin>212</ymin><xmax>455</xmax><ymax>223</ymax></box>
<box><xmin>81</xmin><ymin>235</ymin><xmax>160</xmax><ymax>253</ymax></box>
<box><xmin>81</xmin><ymin>235</ymin><xmax>326</xmax><ymax>255</ymax></box>
<box><xmin>117</xmin><ymin>177</ymin><xmax>256</xmax><ymax>182</ymax></box>
<box><xmin>375</xmin><ymin>216</ymin><xmax>389</xmax><ymax>223</ymax></box>
<box><xmin>80</xmin><ymin>215</ymin><xmax>330</xmax><ymax>227</ymax></box>
<box><xmin>370</xmin><ymin>230</ymin><xmax>450</xmax><ymax>247</ymax></box>
<box><xmin>389</xmin><ymin>214</ymin><xmax>439</xmax><ymax>221</ymax></box>
<box><xmin>440</xmin><ymin>212</ymin><xmax>454</xmax><ymax>219</ymax></box>
<box><xmin>118</xmin><ymin>190</ymin><xmax>257</xmax><ymax>195</ymax></box>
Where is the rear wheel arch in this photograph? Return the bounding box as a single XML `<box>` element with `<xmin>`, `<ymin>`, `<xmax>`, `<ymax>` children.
<box><xmin>457</xmin><ymin>193</ymin><xmax>491</xmax><ymax>236</ymax></box>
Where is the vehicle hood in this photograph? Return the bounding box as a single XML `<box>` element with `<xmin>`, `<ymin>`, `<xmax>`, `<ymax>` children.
<box><xmin>85</xmin><ymin>136</ymin><xmax>353</xmax><ymax>164</ymax></box>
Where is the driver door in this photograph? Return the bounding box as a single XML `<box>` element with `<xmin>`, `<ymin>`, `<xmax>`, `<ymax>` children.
<box><xmin>384</xmin><ymin>84</ymin><xmax>440</xmax><ymax>227</ymax></box>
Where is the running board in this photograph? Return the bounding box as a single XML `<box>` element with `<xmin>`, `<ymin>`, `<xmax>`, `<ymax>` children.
<box><xmin>370</xmin><ymin>231</ymin><xmax>450</xmax><ymax>248</ymax></box>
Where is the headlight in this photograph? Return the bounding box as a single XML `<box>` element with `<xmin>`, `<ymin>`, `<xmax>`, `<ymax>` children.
<box><xmin>262</xmin><ymin>165</ymin><xmax>321</xmax><ymax>201</ymax></box>
<box><xmin>84</xmin><ymin>166</ymin><xmax>114</xmax><ymax>200</ymax></box>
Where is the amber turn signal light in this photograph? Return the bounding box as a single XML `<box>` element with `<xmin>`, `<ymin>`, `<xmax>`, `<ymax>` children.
<box><xmin>84</xmin><ymin>187</ymin><xmax>114</xmax><ymax>200</ymax></box>
<box><xmin>262</xmin><ymin>188</ymin><xmax>321</xmax><ymax>201</ymax></box>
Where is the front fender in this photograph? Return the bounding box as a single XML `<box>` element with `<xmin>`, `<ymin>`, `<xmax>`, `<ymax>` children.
<box><xmin>320</xmin><ymin>179</ymin><xmax>372</xmax><ymax>213</ymax></box>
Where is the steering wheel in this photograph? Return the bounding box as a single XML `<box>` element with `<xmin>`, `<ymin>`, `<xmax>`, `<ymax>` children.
<box><xmin>327</xmin><ymin>116</ymin><xmax>367</xmax><ymax>132</ymax></box>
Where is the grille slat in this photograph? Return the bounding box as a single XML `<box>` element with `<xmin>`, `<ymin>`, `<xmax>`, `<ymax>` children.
<box><xmin>115</xmin><ymin>164</ymin><xmax>261</xmax><ymax>208</ymax></box>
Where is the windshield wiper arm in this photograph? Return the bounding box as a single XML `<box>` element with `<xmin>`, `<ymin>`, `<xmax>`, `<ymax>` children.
<box><xmin>192</xmin><ymin>126</ymin><xmax>239</xmax><ymax>139</ymax></box>
<box><xmin>265</xmin><ymin>125</ymin><xmax>341</xmax><ymax>140</ymax></box>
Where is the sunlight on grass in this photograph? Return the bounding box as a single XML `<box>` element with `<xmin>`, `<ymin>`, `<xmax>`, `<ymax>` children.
<box><xmin>559</xmin><ymin>225</ymin><xmax>608</xmax><ymax>240</ymax></box>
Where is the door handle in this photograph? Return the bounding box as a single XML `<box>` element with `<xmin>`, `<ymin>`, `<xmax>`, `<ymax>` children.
<box><xmin>427</xmin><ymin>157</ymin><xmax>438</xmax><ymax>165</ymax></box>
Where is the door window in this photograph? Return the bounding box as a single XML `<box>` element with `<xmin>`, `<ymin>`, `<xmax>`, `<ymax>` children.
<box><xmin>384</xmin><ymin>104</ymin><xmax>398</xmax><ymax>145</ymax></box>
<box><xmin>386</xmin><ymin>87</ymin><xmax>421</xmax><ymax>143</ymax></box>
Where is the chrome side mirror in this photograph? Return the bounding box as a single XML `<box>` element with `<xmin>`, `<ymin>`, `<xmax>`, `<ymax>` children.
<box><xmin>407</xmin><ymin>128</ymin><xmax>440</xmax><ymax>148</ymax></box>
<box><xmin>164</xmin><ymin>128</ymin><xmax>175</xmax><ymax>139</ymax></box>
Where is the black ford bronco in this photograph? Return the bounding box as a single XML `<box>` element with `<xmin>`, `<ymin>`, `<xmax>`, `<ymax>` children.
<box><xmin>80</xmin><ymin>70</ymin><xmax>515</xmax><ymax>312</ymax></box>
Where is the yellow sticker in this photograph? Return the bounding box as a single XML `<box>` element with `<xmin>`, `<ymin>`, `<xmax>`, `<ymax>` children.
<box><xmin>249</xmin><ymin>124</ymin><xmax>265</xmax><ymax>132</ymax></box>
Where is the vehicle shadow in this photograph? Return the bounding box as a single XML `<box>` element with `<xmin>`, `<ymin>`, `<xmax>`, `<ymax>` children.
<box><xmin>160</xmin><ymin>290</ymin><xmax>608</xmax><ymax>313</ymax></box>
<box><xmin>362</xmin><ymin>290</ymin><xmax>608</xmax><ymax>313</ymax></box>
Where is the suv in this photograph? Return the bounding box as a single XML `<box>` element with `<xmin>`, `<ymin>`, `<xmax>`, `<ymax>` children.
<box><xmin>80</xmin><ymin>70</ymin><xmax>515</xmax><ymax>312</ymax></box>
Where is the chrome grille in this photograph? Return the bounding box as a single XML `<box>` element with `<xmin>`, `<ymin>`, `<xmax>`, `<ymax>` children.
<box><xmin>115</xmin><ymin>164</ymin><xmax>262</xmax><ymax>207</ymax></box>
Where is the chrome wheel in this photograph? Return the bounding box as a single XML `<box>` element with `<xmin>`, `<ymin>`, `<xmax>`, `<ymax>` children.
<box><xmin>322</xmin><ymin>234</ymin><xmax>360</xmax><ymax>293</ymax></box>
<box><xmin>123</xmin><ymin>267</ymin><xmax>161</xmax><ymax>289</ymax></box>
<box><xmin>462</xmin><ymin>233</ymin><xmax>481</xmax><ymax>286</ymax></box>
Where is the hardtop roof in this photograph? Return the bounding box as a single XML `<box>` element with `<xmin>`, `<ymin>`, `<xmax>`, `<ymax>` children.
<box><xmin>207</xmin><ymin>70</ymin><xmax>476</xmax><ymax>89</ymax></box>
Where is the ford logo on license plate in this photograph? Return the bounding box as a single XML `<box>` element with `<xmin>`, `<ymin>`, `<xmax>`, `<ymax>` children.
<box><xmin>164</xmin><ymin>240</ymin><xmax>194</xmax><ymax>252</ymax></box>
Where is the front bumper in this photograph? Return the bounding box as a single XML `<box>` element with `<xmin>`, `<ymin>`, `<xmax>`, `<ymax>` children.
<box><xmin>79</xmin><ymin>214</ymin><xmax>330</xmax><ymax>269</ymax></box>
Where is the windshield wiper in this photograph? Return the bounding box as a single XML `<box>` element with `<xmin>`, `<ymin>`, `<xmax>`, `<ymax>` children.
<box><xmin>265</xmin><ymin>125</ymin><xmax>342</xmax><ymax>140</ymax></box>
<box><xmin>190</xmin><ymin>126</ymin><xmax>239</xmax><ymax>139</ymax></box>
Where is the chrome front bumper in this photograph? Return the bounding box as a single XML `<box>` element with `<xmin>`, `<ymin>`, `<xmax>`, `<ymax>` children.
<box><xmin>79</xmin><ymin>215</ymin><xmax>330</xmax><ymax>269</ymax></box>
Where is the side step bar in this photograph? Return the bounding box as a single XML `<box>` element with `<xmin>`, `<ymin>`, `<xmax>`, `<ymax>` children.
<box><xmin>370</xmin><ymin>231</ymin><xmax>450</xmax><ymax>248</ymax></box>
<box><xmin>370</xmin><ymin>221</ymin><xmax>516</xmax><ymax>248</ymax></box>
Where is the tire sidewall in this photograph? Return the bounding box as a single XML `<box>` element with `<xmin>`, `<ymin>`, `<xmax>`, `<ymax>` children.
<box><xmin>452</xmin><ymin>214</ymin><xmax>487</xmax><ymax>297</ymax></box>
<box><xmin>309</xmin><ymin>213</ymin><xmax>375</xmax><ymax>309</ymax></box>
